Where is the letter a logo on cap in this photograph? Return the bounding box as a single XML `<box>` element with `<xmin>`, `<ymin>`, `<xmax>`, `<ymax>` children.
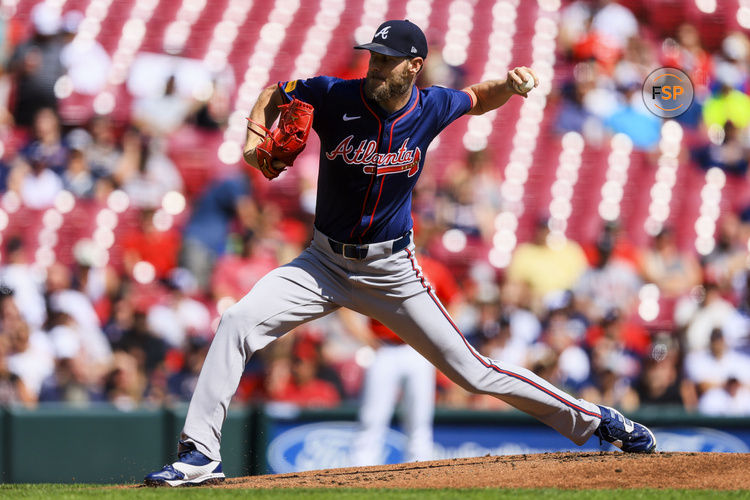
<box><xmin>375</xmin><ymin>26</ymin><xmax>391</xmax><ymax>39</ymax></box>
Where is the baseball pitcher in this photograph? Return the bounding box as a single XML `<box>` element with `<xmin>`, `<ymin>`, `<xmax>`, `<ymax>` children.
<box><xmin>145</xmin><ymin>20</ymin><xmax>655</xmax><ymax>487</ymax></box>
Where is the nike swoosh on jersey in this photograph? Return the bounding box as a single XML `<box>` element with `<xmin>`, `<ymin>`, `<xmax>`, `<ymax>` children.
<box><xmin>342</xmin><ymin>114</ymin><xmax>361</xmax><ymax>121</ymax></box>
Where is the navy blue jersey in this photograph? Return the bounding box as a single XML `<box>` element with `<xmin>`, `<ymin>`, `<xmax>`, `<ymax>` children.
<box><xmin>279</xmin><ymin>76</ymin><xmax>473</xmax><ymax>243</ymax></box>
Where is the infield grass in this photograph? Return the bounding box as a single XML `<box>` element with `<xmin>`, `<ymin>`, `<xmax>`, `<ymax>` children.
<box><xmin>0</xmin><ymin>486</ymin><xmax>748</xmax><ymax>499</ymax></box>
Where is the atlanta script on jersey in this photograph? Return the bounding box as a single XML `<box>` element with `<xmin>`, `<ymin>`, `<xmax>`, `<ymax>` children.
<box><xmin>279</xmin><ymin>76</ymin><xmax>473</xmax><ymax>244</ymax></box>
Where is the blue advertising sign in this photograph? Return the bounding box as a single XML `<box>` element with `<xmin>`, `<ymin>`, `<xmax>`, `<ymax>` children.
<box><xmin>264</xmin><ymin>420</ymin><xmax>750</xmax><ymax>474</ymax></box>
<box><xmin>266</xmin><ymin>422</ymin><xmax>405</xmax><ymax>473</ymax></box>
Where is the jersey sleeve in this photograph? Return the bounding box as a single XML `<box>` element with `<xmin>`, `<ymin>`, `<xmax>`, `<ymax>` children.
<box><xmin>428</xmin><ymin>86</ymin><xmax>474</xmax><ymax>132</ymax></box>
<box><xmin>278</xmin><ymin>76</ymin><xmax>339</xmax><ymax>109</ymax></box>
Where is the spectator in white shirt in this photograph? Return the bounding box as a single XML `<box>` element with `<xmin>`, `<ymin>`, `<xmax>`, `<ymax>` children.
<box><xmin>699</xmin><ymin>378</ymin><xmax>750</xmax><ymax>416</ymax></box>
<box><xmin>45</xmin><ymin>262</ymin><xmax>112</xmax><ymax>366</ymax></box>
<box><xmin>676</xmin><ymin>282</ymin><xmax>748</xmax><ymax>352</ymax></box>
<box><xmin>685</xmin><ymin>328</ymin><xmax>750</xmax><ymax>395</ymax></box>
<box><xmin>0</xmin><ymin>237</ymin><xmax>47</xmax><ymax>328</ymax></box>
<box><xmin>1</xmin><ymin>290</ymin><xmax>54</xmax><ymax>398</ymax></box>
<box><xmin>146</xmin><ymin>269</ymin><xmax>211</xmax><ymax>348</ymax></box>
<box><xmin>59</xmin><ymin>10</ymin><xmax>111</xmax><ymax>96</ymax></box>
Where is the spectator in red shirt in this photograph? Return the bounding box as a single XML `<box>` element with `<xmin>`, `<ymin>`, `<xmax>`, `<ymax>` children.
<box><xmin>122</xmin><ymin>208</ymin><xmax>181</xmax><ymax>280</ymax></box>
<box><xmin>268</xmin><ymin>334</ymin><xmax>340</xmax><ymax>408</ymax></box>
<box><xmin>211</xmin><ymin>230</ymin><xmax>278</xmax><ymax>301</ymax></box>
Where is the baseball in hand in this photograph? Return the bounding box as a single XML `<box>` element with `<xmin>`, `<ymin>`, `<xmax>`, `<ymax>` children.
<box><xmin>517</xmin><ymin>78</ymin><xmax>534</xmax><ymax>93</ymax></box>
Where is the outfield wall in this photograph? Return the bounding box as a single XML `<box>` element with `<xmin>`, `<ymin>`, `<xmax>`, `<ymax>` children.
<box><xmin>0</xmin><ymin>404</ymin><xmax>748</xmax><ymax>483</ymax></box>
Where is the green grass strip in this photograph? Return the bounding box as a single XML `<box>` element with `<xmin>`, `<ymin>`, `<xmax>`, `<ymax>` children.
<box><xmin>0</xmin><ymin>486</ymin><xmax>749</xmax><ymax>500</ymax></box>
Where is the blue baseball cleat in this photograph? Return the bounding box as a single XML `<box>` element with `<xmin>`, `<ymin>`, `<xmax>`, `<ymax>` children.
<box><xmin>594</xmin><ymin>406</ymin><xmax>657</xmax><ymax>453</ymax></box>
<box><xmin>144</xmin><ymin>442</ymin><xmax>225</xmax><ymax>487</ymax></box>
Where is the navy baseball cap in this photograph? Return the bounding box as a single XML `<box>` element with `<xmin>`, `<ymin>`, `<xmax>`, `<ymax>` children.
<box><xmin>354</xmin><ymin>20</ymin><xmax>428</xmax><ymax>59</ymax></box>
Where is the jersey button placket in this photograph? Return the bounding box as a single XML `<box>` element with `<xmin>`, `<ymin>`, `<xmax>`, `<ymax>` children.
<box><xmin>363</xmin><ymin>119</ymin><xmax>390</xmax><ymax>233</ymax></box>
<box><xmin>357</xmin><ymin>114</ymin><xmax>385</xmax><ymax>241</ymax></box>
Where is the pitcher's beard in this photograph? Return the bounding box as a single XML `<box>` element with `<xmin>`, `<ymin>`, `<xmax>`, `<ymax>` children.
<box><xmin>364</xmin><ymin>68</ymin><xmax>413</xmax><ymax>103</ymax></box>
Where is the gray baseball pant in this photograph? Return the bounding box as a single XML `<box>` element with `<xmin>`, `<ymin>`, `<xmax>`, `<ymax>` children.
<box><xmin>182</xmin><ymin>229</ymin><xmax>602</xmax><ymax>461</ymax></box>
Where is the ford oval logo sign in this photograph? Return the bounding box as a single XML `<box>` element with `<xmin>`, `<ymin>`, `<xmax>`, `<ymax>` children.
<box><xmin>267</xmin><ymin>421</ymin><xmax>408</xmax><ymax>473</ymax></box>
<box><xmin>654</xmin><ymin>428</ymin><xmax>750</xmax><ymax>453</ymax></box>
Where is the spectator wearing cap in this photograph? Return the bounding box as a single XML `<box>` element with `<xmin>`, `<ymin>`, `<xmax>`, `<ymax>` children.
<box><xmin>6</xmin><ymin>2</ymin><xmax>65</xmax><ymax>127</ymax></box>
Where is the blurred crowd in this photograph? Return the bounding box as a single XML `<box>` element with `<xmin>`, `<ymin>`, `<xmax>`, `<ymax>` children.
<box><xmin>0</xmin><ymin>1</ymin><xmax>748</xmax><ymax>419</ymax></box>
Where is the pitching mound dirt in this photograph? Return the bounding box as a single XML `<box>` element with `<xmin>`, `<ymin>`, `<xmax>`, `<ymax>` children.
<box><xmin>218</xmin><ymin>452</ymin><xmax>749</xmax><ymax>490</ymax></box>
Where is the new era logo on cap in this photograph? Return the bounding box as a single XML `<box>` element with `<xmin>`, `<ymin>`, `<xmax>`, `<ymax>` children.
<box><xmin>354</xmin><ymin>20</ymin><xmax>428</xmax><ymax>59</ymax></box>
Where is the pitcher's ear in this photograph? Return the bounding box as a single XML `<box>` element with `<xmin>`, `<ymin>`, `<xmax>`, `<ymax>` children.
<box><xmin>410</xmin><ymin>57</ymin><xmax>424</xmax><ymax>74</ymax></box>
